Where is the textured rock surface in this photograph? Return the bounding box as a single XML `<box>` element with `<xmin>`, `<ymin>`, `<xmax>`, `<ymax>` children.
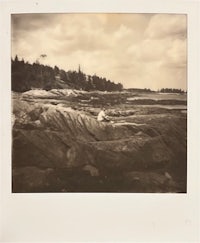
<box><xmin>12</xmin><ymin>91</ymin><xmax>187</xmax><ymax>192</ymax></box>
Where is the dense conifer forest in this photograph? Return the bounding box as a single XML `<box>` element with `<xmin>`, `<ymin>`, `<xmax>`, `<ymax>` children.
<box><xmin>11</xmin><ymin>56</ymin><xmax>123</xmax><ymax>92</ymax></box>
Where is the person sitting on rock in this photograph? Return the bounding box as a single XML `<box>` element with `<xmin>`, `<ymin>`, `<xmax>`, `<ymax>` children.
<box><xmin>97</xmin><ymin>107</ymin><xmax>110</xmax><ymax>122</ymax></box>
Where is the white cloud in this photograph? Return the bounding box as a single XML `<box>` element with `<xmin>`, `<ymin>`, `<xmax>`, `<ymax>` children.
<box><xmin>145</xmin><ymin>14</ymin><xmax>187</xmax><ymax>39</ymax></box>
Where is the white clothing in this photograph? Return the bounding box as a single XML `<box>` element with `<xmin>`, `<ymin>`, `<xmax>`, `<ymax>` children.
<box><xmin>97</xmin><ymin>110</ymin><xmax>107</xmax><ymax>121</ymax></box>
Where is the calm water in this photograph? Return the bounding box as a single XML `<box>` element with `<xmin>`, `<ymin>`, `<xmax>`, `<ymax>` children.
<box><xmin>127</xmin><ymin>93</ymin><xmax>187</xmax><ymax>101</ymax></box>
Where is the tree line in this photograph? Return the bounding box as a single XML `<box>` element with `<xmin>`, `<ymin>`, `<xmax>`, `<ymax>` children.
<box><xmin>11</xmin><ymin>56</ymin><xmax>123</xmax><ymax>92</ymax></box>
<box><xmin>159</xmin><ymin>88</ymin><xmax>185</xmax><ymax>93</ymax></box>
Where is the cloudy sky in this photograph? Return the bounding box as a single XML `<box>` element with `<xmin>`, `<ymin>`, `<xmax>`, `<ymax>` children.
<box><xmin>11</xmin><ymin>13</ymin><xmax>187</xmax><ymax>90</ymax></box>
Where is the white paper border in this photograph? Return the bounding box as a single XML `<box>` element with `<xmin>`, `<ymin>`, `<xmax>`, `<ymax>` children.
<box><xmin>0</xmin><ymin>0</ymin><xmax>200</xmax><ymax>242</ymax></box>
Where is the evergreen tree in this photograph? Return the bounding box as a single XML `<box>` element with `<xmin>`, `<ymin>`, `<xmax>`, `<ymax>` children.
<box><xmin>11</xmin><ymin>57</ymin><xmax>124</xmax><ymax>92</ymax></box>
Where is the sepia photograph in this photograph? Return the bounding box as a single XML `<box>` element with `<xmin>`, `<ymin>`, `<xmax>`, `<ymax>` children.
<box><xmin>1</xmin><ymin>1</ymin><xmax>200</xmax><ymax>241</ymax></box>
<box><xmin>11</xmin><ymin>13</ymin><xmax>187</xmax><ymax>193</ymax></box>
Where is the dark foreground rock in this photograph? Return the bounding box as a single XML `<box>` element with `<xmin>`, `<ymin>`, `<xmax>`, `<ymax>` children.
<box><xmin>12</xmin><ymin>92</ymin><xmax>187</xmax><ymax>193</ymax></box>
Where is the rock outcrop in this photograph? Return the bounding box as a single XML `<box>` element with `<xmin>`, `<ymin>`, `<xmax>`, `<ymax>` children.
<box><xmin>12</xmin><ymin>92</ymin><xmax>187</xmax><ymax>193</ymax></box>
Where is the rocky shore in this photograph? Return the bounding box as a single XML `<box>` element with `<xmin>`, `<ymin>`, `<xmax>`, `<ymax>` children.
<box><xmin>12</xmin><ymin>90</ymin><xmax>187</xmax><ymax>192</ymax></box>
